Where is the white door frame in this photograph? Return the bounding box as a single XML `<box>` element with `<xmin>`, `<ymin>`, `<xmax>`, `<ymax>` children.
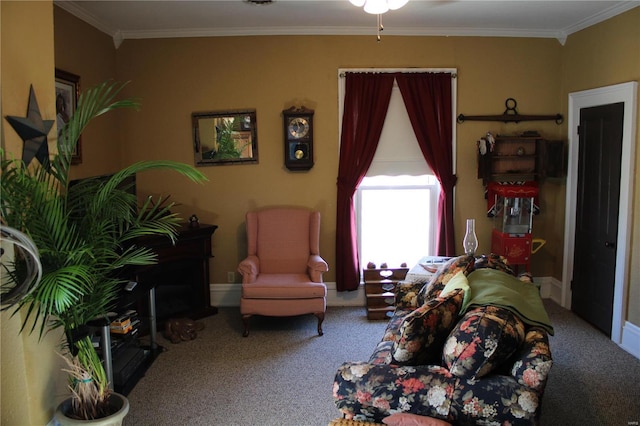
<box><xmin>562</xmin><ymin>81</ymin><xmax>638</xmax><ymax>345</ymax></box>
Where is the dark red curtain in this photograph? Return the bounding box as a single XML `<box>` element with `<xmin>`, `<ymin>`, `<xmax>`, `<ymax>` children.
<box><xmin>395</xmin><ymin>72</ymin><xmax>456</xmax><ymax>256</ymax></box>
<box><xmin>335</xmin><ymin>73</ymin><xmax>395</xmax><ymax>291</ymax></box>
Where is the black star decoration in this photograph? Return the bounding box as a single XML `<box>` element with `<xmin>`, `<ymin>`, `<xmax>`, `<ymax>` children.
<box><xmin>5</xmin><ymin>85</ymin><xmax>54</xmax><ymax>166</ymax></box>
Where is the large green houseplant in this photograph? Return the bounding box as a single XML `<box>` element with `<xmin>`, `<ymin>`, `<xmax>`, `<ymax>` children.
<box><xmin>0</xmin><ymin>81</ymin><xmax>206</xmax><ymax>420</ymax></box>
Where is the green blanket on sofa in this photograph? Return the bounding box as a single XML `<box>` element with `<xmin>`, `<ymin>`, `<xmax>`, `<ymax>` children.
<box><xmin>442</xmin><ymin>268</ymin><xmax>554</xmax><ymax>335</ymax></box>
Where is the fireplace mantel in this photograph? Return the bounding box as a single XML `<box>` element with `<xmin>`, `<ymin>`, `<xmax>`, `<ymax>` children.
<box><xmin>133</xmin><ymin>223</ymin><xmax>218</xmax><ymax>321</ymax></box>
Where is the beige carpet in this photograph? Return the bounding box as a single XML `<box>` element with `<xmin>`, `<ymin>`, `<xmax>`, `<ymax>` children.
<box><xmin>123</xmin><ymin>302</ymin><xmax>640</xmax><ymax>425</ymax></box>
<box><xmin>124</xmin><ymin>306</ymin><xmax>388</xmax><ymax>425</ymax></box>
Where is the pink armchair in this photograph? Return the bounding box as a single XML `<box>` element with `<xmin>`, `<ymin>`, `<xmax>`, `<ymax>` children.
<box><xmin>237</xmin><ymin>207</ymin><xmax>328</xmax><ymax>337</ymax></box>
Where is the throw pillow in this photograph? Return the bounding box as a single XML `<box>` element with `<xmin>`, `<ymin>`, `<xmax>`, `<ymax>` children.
<box><xmin>442</xmin><ymin>305</ymin><xmax>525</xmax><ymax>380</ymax></box>
<box><xmin>473</xmin><ymin>253</ymin><xmax>514</xmax><ymax>276</ymax></box>
<box><xmin>517</xmin><ymin>271</ymin><xmax>535</xmax><ymax>284</ymax></box>
<box><xmin>417</xmin><ymin>254</ymin><xmax>475</xmax><ymax>304</ymax></box>
<box><xmin>383</xmin><ymin>413</ymin><xmax>452</xmax><ymax>426</ymax></box>
<box><xmin>392</xmin><ymin>289</ymin><xmax>464</xmax><ymax>365</ymax></box>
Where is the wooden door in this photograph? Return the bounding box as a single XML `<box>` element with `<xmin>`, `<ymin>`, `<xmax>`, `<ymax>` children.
<box><xmin>571</xmin><ymin>102</ymin><xmax>624</xmax><ymax>336</ymax></box>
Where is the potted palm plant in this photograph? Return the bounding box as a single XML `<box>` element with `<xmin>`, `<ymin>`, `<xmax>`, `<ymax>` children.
<box><xmin>0</xmin><ymin>81</ymin><xmax>206</xmax><ymax>423</ymax></box>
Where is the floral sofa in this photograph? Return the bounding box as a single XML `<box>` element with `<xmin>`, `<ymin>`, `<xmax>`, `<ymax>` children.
<box><xmin>333</xmin><ymin>254</ymin><xmax>553</xmax><ymax>426</ymax></box>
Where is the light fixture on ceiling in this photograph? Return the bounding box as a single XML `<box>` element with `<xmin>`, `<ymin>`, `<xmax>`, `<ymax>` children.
<box><xmin>349</xmin><ymin>0</ymin><xmax>409</xmax><ymax>15</ymax></box>
<box><xmin>349</xmin><ymin>0</ymin><xmax>409</xmax><ymax>41</ymax></box>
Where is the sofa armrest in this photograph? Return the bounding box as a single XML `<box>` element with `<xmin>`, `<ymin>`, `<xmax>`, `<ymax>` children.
<box><xmin>394</xmin><ymin>281</ymin><xmax>424</xmax><ymax>310</ymax></box>
<box><xmin>333</xmin><ymin>362</ymin><xmax>543</xmax><ymax>425</ymax></box>
<box><xmin>510</xmin><ymin>327</ymin><xmax>553</xmax><ymax>394</ymax></box>
<box><xmin>308</xmin><ymin>254</ymin><xmax>329</xmax><ymax>282</ymax></box>
<box><xmin>238</xmin><ymin>255</ymin><xmax>259</xmax><ymax>284</ymax></box>
<box><xmin>333</xmin><ymin>362</ymin><xmax>455</xmax><ymax>422</ymax></box>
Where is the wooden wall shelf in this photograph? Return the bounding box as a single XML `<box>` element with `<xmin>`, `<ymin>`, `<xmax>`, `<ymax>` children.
<box><xmin>457</xmin><ymin>98</ymin><xmax>563</xmax><ymax>124</ymax></box>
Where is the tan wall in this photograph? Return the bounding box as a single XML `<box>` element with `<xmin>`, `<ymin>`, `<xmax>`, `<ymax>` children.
<box><xmin>114</xmin><ymin>35</ymin><xmax>564</xmax><ymax>285</ymax></box>
<box><xmin>1</xmin><ymin>2</ymin><xmax>67</xmax><ymax>424</ymax></box>
<box><xmin>561</xmin><ymin>7</ymin><xmax>640</xmax><ymax>325</ymax></box>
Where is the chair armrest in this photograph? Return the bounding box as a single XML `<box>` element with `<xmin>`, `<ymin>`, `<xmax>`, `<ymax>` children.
<box><xmin>308</xmin><ymin>254</ymin><xmax>329</xmax><ymax>282</ymax></box>
<box><xmin>394</xmin><ymin>281</ymin><xmax>425</xmax><ymax>310</ymax></box>
<box><xmin>238</xmin><ymin>255</ymin><xmax>260</xmax><ymax>284</ymax></box>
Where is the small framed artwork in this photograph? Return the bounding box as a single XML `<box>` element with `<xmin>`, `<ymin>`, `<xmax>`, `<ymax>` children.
<box><xmin>55</xmin><ymin>68</ymin><xmax>81</xmax><ymax>164</ymax></box>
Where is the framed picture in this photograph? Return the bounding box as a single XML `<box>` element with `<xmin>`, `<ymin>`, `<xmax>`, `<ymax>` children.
<box><xmin>191</xmin><ymin>109</ymin><xmax>258</xmax><ymax>166</ymax></box>
<box><xmin>55</xmin><ymin>68</ymin><xmax>81</xmax><ymax>164</ymax></box>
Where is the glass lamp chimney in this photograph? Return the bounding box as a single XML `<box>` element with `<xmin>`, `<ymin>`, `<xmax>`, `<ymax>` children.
<box><xmin>463</xmin><ymin>218</ymin><xmax>478</xmax><ymax>255</ymax></box>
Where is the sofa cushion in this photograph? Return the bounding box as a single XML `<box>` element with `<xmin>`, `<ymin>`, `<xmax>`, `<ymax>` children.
<box><xmin>392</xmin><ymin>289</ymin><xmax>464</xmax><ymax>365</ymax></box>
<box><xmin>442</xmin><ymin>305</ymin><xmax>525</xmax><ymax>380</ymax></box>
<box><xmin>417</xmin><ymin>255</ymin><xmax>475</xmax><ymax>304</ymax></box>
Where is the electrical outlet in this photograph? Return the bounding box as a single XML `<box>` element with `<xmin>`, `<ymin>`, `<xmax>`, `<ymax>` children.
<box><xmin>227</xmin><ymin>272</ymin><xmax>235</xmax><ymax>283</ymax></box>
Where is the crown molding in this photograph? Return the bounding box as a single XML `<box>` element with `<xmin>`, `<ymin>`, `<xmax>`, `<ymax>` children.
<box><xmin>55</xmin><ymin>0</ymin><xmax>117</xmax><ymax>38</ymax></box>
<box><xmin>117</xmin><ymin>25</ymin><xmax>565</xmax><ymax>41</ymax></box>
<box><xmin>561</xmin><ymin>1</ymin><xmax>639</xmax><ymax>37</ymax></box>
<box><xmin>54</xmin><ymin>0</ymin><xmax>639</xmax><ymax>49</ymax></box>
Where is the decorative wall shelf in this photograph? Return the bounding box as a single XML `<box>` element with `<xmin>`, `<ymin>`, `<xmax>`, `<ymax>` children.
<box><xmin>363</xmin><ymin>267</ymin><xmax>408</xmax><ymax>320</ymax></box>
<box><xmin>458</xmin><ymin>98</ymin><xmax>563</xmax><ymax>124</ymax></box>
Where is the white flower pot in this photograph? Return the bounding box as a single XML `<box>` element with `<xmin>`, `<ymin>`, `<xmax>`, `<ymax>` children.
<box><xmin>54</xmin><ymin>392</ymin><xmax>129</xmax><ymax>426</ymax></box>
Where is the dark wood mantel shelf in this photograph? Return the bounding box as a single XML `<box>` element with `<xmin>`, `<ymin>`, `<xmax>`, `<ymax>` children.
<box><xmin>132</xmin><ymin>223</ymin><xmax>218</xmax><ymax>322</ymax></box>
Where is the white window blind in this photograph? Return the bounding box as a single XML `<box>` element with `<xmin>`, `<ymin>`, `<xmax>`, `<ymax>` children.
<box><xmin>367</xmin><ymin>83</ymin><xmax>432</xmax><ymax>177</ymax></box>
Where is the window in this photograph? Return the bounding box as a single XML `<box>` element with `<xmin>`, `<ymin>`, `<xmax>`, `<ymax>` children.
<box><xmin>354</xmin><ymin>83</ymin><xmax>440</xmax><ymax>268</ymax></box>
<box><xmin>356</xmin><ymin>174</ymin><xmax>440</xmax><ymax>269</ymax></box>
<box><xmin>338</xmin><ymin>68</ymin><xmax>455</xmax><ymax>277</ymax></box>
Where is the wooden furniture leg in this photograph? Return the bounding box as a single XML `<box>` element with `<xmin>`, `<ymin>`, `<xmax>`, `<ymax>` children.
<box><xmin>242</xmin><ymin>314</ymin><xmax>251</xmax><ymax>337</ymax></box>
<box><xmin>315</xmin><ymin>312</ymin><xmax>325</xmax><ymax>336</ymax></box>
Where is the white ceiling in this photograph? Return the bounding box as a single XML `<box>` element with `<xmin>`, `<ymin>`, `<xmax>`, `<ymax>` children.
<box><xmin>55</xmin><ymin>0</ymin><xmax>639</xmax><ymax>48</ymax></box>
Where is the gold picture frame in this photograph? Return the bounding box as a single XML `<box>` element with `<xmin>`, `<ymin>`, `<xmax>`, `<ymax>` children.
<box><xmin>191</xmin><ymin>109</ymin><xmax>258</xmax><ymax>166</ymax></box>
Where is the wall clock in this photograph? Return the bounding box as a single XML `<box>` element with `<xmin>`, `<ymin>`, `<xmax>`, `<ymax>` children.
<box><xmin>283</xmin><ymin>106</ymin><xmax>314</xmax><ymax>170</ymax></box>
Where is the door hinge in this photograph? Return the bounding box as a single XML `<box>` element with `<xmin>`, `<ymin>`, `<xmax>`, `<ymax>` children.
<box><xmin>577</xmin><ymin>125</ymin><xmax>580</xmax><ymax>136</ymax></box>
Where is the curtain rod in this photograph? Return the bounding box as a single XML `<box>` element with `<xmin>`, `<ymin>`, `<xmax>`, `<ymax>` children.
<box><xmin>339</xmin><ymin>71</ymin><xmax>457</xmax><ymax>78</ymax></box>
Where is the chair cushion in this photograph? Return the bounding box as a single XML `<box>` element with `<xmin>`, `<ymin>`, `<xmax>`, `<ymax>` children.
<box><xmin>242</xmin><ymin>274</ymin><xmax>327</xmax><ymax>299</ymax></box>
<box><xmin>417</xmin><ymin>255</ymin><xmax>475</xmax><ymax>304</ymax></box>
<box><xmin>442</xmin><ymin>305</ymin><xmax>525</xmax><ymax>380</ymax></box>
<box><xmin>391</xmin><ymin>289</ymin><xmax>464</xmax><ymax>365</ymax></box>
